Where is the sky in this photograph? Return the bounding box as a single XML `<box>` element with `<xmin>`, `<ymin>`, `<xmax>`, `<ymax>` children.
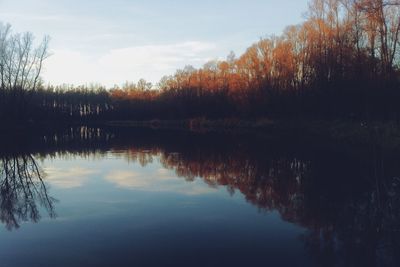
<box><xmin>0</xmin><ymin>0</ymin><xmax>309</xmax><ymax>87</ymax></box>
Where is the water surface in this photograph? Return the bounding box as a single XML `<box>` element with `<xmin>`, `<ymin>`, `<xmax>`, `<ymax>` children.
<box><xmin>0</xmin><ymin>127</ymin><xmax>399</xmax><ymax>267</ymax></box>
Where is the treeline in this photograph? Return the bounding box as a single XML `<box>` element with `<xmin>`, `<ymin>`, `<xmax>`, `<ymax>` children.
<box><xmin>110</xmin><ymin>0</ymin><xmax>400</xmax><ymax>121</ymax></box>
<box><xmin>1</xmin><ymin>0</ymin><xmax>400</xmax><ymax>122</ymax></box>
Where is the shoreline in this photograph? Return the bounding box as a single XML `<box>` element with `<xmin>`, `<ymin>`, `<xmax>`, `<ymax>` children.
<box><xmin>103</xmin><ymin>118</ymin><xmax>400</xmax><ymax>153</ymax></box>
<box><xmin>3</xmin><ymin>118</ymin><xmax>400</xmax><ymax>152</ymax></box>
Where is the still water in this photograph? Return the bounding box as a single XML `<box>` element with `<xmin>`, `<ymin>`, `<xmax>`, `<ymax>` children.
<box><xmin>0</xmin><ymin>127</ymin><xmax>399</xmax><ymax>267</ymax></box>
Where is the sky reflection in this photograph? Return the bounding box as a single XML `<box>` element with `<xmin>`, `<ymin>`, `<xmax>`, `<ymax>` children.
<box><xmin>1</xmin><ymin>127</ymin><xmax>399</xmax><ymax>266</ymax></box>
<box><xmin>44</xmin><ymin>153</ymin><xmax>219</xmax><ymax>196</ymax></box>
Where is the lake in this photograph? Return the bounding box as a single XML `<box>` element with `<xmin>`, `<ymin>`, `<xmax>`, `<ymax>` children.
<box><xmin>0</xmin><ymin>126</ymin><xmax>399</xmax><ymax>267</ymax></box>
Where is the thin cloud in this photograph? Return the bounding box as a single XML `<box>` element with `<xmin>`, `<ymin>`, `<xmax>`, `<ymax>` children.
<box><xmin>0</xmin><ymin>12</ymin><xmax>69</xmax><ymax>22</ymax></box>
<box><xmin>42</xmin><ymin>41</ymin><xmax>217</xmax><ymax>87</ymax></box>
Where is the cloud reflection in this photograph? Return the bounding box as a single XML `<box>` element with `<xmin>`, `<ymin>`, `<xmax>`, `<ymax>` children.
<box><xmin>105</xmin><ymin>168</ymin><xmax>216</xmax><ymax>195</ymax></box>
<box><xmin>45</xmin><ymin>166</ymin><xmax>99</xmax><ymax>189</ymax></box>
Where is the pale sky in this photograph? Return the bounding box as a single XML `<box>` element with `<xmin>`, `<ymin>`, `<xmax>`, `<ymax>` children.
<box><xmin>0</xmin><ymin>0</ymin><xmax>309</xmax><ymax>87</ymax></box>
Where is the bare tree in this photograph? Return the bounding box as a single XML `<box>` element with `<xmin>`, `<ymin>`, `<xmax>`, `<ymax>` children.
<box><xmin>0</xmin><ymin>22</ymin><xmax>50</xmax><ymax>118</ymax></box>
<box><xmin>0</xmin><ymin>23</ymin><xmax>50</xmax><ymax>92</ymax></box>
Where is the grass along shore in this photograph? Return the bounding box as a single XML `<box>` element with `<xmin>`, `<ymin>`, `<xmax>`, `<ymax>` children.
<box><xmin>104</xmin><ymin>118</ymin><xmax>400</xmax><ymax>152</ymax></box>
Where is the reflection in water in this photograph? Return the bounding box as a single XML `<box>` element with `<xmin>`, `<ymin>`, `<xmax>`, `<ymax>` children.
<box><xmin>0</xmin><ymin>154</ymin><xmax>56</xmax><ymax>230</ymax></box>
<box><xmin>161</xmin><ymin>150</ymin><xmax>400</xmax><ymax>266</ymax></box>
<box><xmin>3</xmin><ymin>126</ymin><xmax>400</xmax><ymax>266</ymax></box>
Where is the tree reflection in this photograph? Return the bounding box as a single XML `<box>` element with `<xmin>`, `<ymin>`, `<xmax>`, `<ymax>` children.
<box><xmin>0</xmin><ymin>154</ymin><xmax>56</xmax><ymax>230</ymax></box>
<box><xmin>102</xmin><ymin>129</ymin><xmax>400</xmax><ymax>267</ymax></box>
<box><xmin>5</xmin><ymin>127</ymin><xmax>400</xmax><ymax>265</ymax></box>
<box><xmin>155</xmin><ymin>147</ymin><xmax>400</xmax><ymax>266</ymax></box>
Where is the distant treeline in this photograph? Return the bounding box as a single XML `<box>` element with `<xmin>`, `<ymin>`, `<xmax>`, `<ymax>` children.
<box><xmin>1</xmin><ymin>0</ymin><xmax>400</xmax><ymax>123</ymax></box>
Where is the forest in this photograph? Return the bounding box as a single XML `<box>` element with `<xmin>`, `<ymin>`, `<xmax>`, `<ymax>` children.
<box><xmin>1</xmin><ymin>0</ymin><xmax>400</xmax><ymax>123</ymax></box>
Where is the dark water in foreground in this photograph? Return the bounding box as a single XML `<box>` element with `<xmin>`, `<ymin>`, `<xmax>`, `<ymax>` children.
<box><xmin>1</xmin><ymin>126</ymin><xmax>399</xmax><ymax>267</ymax></box>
